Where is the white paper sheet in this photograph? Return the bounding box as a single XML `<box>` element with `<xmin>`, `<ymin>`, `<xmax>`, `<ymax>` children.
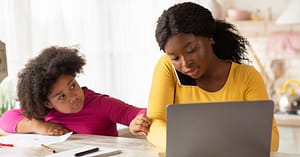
<box><xmin>0</xmin><ymin>132</ymin><xmax>72</xmax><ymax>147</ymax></box>
<box><xmin>45</xmin><ymin>145</ymin><xmax>121</xmax><ymax>157</ymax></box>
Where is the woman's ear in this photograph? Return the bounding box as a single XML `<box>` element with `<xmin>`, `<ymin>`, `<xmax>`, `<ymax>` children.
<box><xmin>210</xmin><ymin>38</ymin><xmax>215</xmax><ymax>45</ymax></box>
<box><xmin>44</xmin><ymin>101</ymin><xmax>54</xmax><ymax>109</ymax></box>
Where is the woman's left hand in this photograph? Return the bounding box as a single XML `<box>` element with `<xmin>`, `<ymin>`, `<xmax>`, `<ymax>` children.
<box><xmin>129</xmin><ymin>114</ymin><xmax>151</xmax><ymax>136</ymax></box>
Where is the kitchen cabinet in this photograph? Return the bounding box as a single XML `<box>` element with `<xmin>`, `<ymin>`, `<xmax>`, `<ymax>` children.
<box><xmin>277</xmin><ymin>125</ymin><xmax>300</xmax><ymax>154</ymax></box>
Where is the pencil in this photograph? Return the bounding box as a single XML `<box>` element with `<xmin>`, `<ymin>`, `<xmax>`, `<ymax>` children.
<box><xmin>41</xmin><ymin>144</ymin><xmax>57</xmax><ymax>153</ymax></box>
<box><xmin>74</xmin><ymin>147</ymin><xmax>99</xmax><ymax>156</ymax></box>
<box><xmin>0</xmin><ymin>143</ymin><xmax>14</xmax><ymax>147</ymax></box>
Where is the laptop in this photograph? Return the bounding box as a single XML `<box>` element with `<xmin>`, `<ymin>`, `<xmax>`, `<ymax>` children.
<box><xmin>166</xmin><ymin>100</ymin><xmax>274</xmax><ymax>157</ymax></box>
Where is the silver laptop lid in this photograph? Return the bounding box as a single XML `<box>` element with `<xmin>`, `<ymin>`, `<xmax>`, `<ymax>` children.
<box><xmin>166</xmin><ymin>100</ymin><xmax>274</xmax><ymax>157</ymax></box>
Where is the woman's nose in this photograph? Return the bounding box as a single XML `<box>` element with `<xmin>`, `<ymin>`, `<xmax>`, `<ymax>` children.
<box><xmin>181</xmin><ymin>56</ymin><xmax>191</xmax><ymax>68</ymax></box>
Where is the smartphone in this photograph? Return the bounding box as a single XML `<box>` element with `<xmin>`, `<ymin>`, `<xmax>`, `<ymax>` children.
<box><xmin>175</xmin><ymin>70</ymin><xmax>197</xmax><ymax>86</ymax></box>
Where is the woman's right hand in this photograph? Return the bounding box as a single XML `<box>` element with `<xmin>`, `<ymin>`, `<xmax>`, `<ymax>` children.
<box><xmin>32</xmin><ymin>119</ymin><xmax>70</xmax><ymax>136</ymax></box>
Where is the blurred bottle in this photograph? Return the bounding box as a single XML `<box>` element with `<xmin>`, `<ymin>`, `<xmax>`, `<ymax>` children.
<box><xmin>251</xmin><ymin>9</ymin><xmax>263</xmax><ymax>21</ymax></box>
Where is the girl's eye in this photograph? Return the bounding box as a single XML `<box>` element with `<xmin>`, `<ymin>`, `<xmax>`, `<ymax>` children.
<box><xmin>187</xmin><ymin>49</ymin><xmax>194</xmax><ymax>53</ymax></box>
<box><xmin>58</xmin><ymin>94</ymin><xmax>65</xmax><ymax>100</ymax></box>
<box><xmin>70</xmin><ymin>83</ymin><xmax>76</xmax><ymax>89</ymax></box>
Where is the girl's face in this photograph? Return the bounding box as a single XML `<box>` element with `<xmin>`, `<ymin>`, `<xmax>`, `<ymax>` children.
<box><xmin>45</xmin><ymin>74</ymin><xmax>84</xmax><ymax>114</ymax></box>
<box><xmin>164</xmin><ymin>33</ymin><xmax>215</xmax><ymax>79</ymax></box>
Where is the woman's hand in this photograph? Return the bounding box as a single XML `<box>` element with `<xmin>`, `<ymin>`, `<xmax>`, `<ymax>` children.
<box><xmin>129</xmin><ymin>114</ymin><xmax>151</xmax><ymax>136</ymax></box>
<box><xmin>32</xmin><ymin>119</ymin><xmax>70</xmax><ymax>136</ymax></box>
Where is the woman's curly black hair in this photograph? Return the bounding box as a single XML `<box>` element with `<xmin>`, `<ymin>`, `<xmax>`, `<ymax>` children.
<box><xmin>155</xmin><ymin>2</ymin><xmax>250</xmax><ymax>64</ymax></box>
<box><xmin>17</xmin><ymin>46</ymin><xmax>86</xmax><ymax>120</ymax></box>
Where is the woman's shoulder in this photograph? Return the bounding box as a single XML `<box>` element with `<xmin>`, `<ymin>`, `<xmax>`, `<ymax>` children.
<box><xmin>154</xmin><ymin>54</ymin><xmax>175</xmax><ymax>73</ymax></box>
<box><xmin>231</xmin><ymin>62</ymin><xmax>258</xmax><ymax>74</ymax></box>
<box><xmin>157</xmin><ymin>54</ymin><xmax>172</xmax><ymax>65</ymax></box>
<box><xmin>229</xmin><ymin>62</ymin><xmax>263</xmax><ymax>82</ymax></box>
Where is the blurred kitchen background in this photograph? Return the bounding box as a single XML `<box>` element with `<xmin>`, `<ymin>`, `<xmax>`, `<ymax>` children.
<box><xmin>1</xmin><ymin>0</ymin><xmax>300</xmax><ymax>112</ymax></box>
<box><xmin>0</xmin><ymin>0</ymin><xmax>300</xmax><ymax>154</ymax></box>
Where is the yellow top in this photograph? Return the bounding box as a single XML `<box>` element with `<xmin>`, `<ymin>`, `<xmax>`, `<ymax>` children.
<box><xmin>147</xmin><ymin>54</ymin><xmax>279</xmax><ymax>152</ymax></box>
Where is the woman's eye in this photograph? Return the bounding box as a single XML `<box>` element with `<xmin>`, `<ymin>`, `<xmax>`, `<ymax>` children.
<box><xmin>168</xmin><ymin>55</ymin><xmax>179</xmax><ymax>61</ymax></box>
<box><xmin>187</xmin><ymin>47</ymin><xmax>196</xmax><ymax>53</ymax></box>
<box><xmin>171</xmin><ymin>56</ymin><xmax>179</xmax><ymax>61</ymax></box>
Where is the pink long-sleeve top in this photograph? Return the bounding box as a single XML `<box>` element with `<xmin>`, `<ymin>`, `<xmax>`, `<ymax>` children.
<box><xmin>0</xmin><ymin>87</ymin><xmax>146</xmax><ymax>136</ymax></box>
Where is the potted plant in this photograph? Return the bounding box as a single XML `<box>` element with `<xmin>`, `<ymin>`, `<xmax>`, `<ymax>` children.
<box><xmin>0</xmin><ymin>75</ymin><xmax>18</xmax><ymax>116</ymax></box>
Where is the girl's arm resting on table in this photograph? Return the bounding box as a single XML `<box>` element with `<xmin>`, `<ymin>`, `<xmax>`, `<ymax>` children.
<box><xmin>17</xmin><ymin>118</ymin><xmax>70</xmax><ymax>136</ymax></box>
<box><xmin>0</xmin><ymin>109</ymin><xmax>24</xmax><ymax>133</ymax></box>
<box><xmin>0</xmin><ymin>109</ymin><xmax>69</xmax><ymax>135</ymax></box>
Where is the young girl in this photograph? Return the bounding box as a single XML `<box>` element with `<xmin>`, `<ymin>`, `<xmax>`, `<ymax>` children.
<box><xmin>0</xmin><ymin>46</ymin><xmax>151</xmax><ymax>136</ymax></box>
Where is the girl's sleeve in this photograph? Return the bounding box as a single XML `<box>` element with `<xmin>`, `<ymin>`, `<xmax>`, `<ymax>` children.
<box><xmin>100</xmin><ymin>96</ymin><xmax>146</xmax><ymax>126</ymax></box>
<box><xmin>0</xmin><ymin>109</ymin><xmax>25</xmax><ymax>133</ymax></box>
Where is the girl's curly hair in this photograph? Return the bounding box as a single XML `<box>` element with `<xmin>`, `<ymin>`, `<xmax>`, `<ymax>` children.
<box><xmin>17</xmin><ymin>46</ymin><xmax>86</xmax><ymax>120</ymax></box>
<box><xmin>155</xmin><ymin>2</ymin><xmax>250</xmax><ymax>64</ymax></box>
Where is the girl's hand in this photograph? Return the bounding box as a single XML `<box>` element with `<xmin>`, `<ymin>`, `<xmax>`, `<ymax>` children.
<box><xmin>32</xmin><ymin>119</ymin><xmax>70</xmax><ymax>136</ymax></box>
<box><xmin>129</xmin><ymin>114</ymin><xmax>151</xmax><ymax>136</ymax></box>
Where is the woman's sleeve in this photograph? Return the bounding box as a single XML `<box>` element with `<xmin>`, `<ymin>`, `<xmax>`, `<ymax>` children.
<box><xmin>147</xmin><ymin>55</ymin><xmax>176</xmax><ymax>150</ymax></box>
<box><xmin>0</xmin><ymin>109</ymin><xmax>25</xmax><ymax>133</ymax></box>
<box><xmin>245</xmin><ymin>67</ymin><xmax>279</xmax><ymax>152</ymax></box>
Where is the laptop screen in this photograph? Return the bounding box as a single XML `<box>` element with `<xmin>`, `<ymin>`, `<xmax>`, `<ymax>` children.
<box><xmin>166</xmin><ymin>100</ymin><xmax>274</xmax><ymax>157</ymax></box>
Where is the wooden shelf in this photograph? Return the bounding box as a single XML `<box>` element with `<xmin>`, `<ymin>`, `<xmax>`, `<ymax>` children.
<box><xmin>226</xmin><ymin>20</ymin><xmax>300</xmax><ymax>38</ymax></box>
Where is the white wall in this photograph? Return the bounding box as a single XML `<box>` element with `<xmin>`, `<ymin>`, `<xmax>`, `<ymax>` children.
<box><xmin>1</xmin><ymin>0</ymin><xmax>298</xmax><ymax>108</ymax></box>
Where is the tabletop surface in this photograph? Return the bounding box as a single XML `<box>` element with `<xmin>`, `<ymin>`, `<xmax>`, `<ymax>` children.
<box><xmin>0</xmin><ymin>134</ymin><xmax>161</xmax><ymax>157</ymax></box>
<box><xmin>0</xmin><ymin>133</ymin><xmax>300</xmax><ymax>157</ymax></box>
<box><xmin>275</xmin><ymin>114</ymin><xmax>300</xmax><ymax>126</ymax></box>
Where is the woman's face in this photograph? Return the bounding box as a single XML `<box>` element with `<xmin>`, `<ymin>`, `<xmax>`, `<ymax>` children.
<box><xmin>164</xmin><ymin>33</ymin><xmax>214</xmax><ymax>79</ymax></box>
<box><xmin>45</xmin><ymin>74</ymin><xmax>84</xmax><ymax>114</ymax></box>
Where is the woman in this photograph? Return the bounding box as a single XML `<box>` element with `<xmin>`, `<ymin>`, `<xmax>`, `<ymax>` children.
<box><xmin>147</xmin><ymin>2</ymin><xmax>279</xmax><ymax>152</ymax></box>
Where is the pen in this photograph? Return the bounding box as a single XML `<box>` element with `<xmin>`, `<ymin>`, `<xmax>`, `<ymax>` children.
<box><xmin>0</xmin><ymin>143</ymin><xmax>14</xmax><ymax>147</ymax></box>
<box><xmin>41</xmin><ymin>144</ymin><xmax>57</xmax><ymax>153</ymax></box>
<box><xmin>74</xmin><ymin>147</ymin><xmax>99</xmax><ymax>157</ymax></box>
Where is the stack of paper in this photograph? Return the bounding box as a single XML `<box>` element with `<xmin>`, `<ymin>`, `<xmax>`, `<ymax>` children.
<box><xmin>0</xmin><ymin>132</ymin><xmax>73</xmax><ymax>147</ymax></box>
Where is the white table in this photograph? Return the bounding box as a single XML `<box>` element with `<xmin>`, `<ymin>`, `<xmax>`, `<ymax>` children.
<box><xmin>0</xmin><ymin>134</ymin><xmax>300</xmax><ymax>157</ymax></box>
